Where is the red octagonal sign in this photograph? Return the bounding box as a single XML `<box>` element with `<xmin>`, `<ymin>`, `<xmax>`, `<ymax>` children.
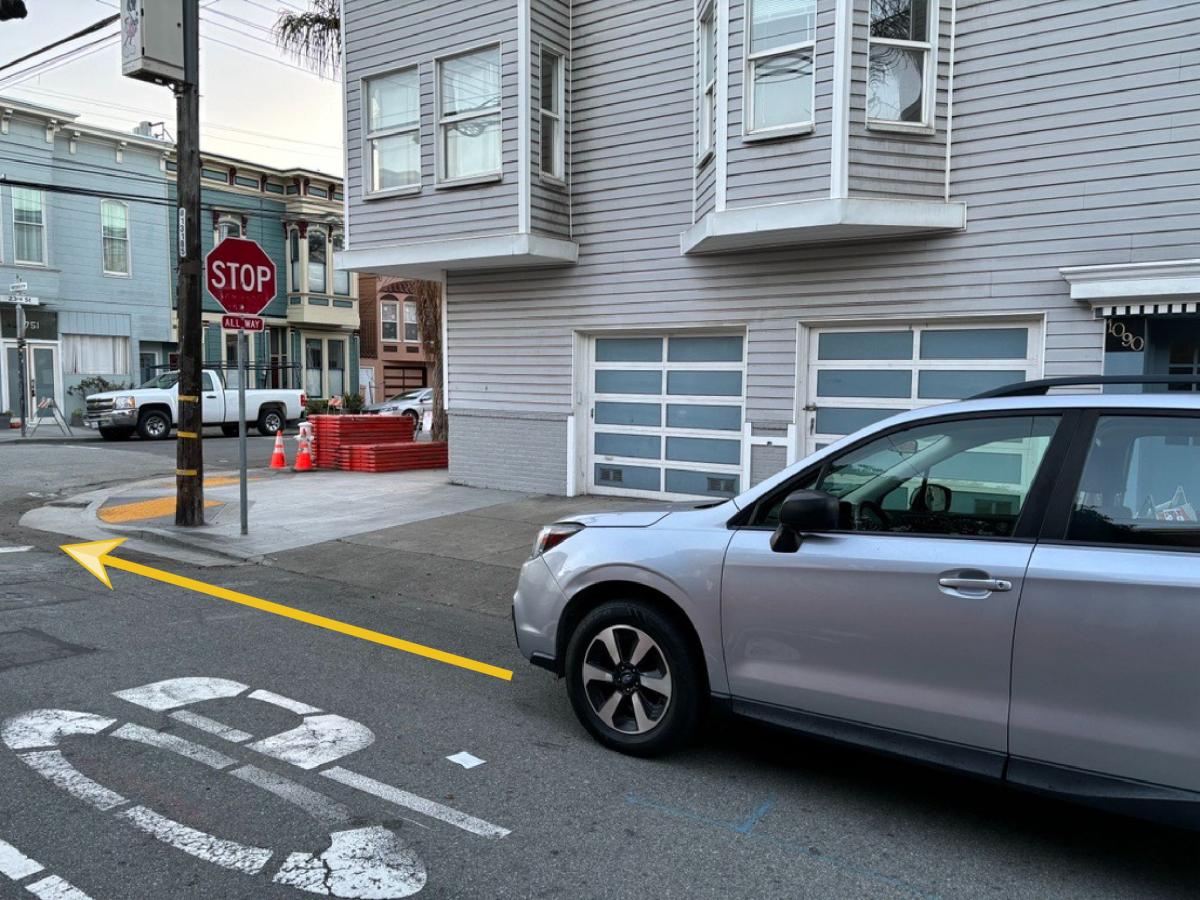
<box><xmin>205</xmin><ymin>237</ymin><xmax>277</xmax><ymax>317</ymax></box>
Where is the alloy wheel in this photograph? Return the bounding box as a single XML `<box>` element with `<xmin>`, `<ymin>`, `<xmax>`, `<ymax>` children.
<box><xmin>582</xmin><ymin>625</ymin><xmax>672</xmax><ymax>735</ymax></box>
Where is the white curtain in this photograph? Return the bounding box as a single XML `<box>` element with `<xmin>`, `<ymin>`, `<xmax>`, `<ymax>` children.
<box><xmin>63</xmin><ymin>335</ymin><xmax>131</xmax><ymax>375</ymax></box>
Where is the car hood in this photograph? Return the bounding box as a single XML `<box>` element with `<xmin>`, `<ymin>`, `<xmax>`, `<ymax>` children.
<box><xmin>563</xmin><ymin>502</ymin><xmax>719</xmax><ymax>528</ymax></box>
<box><xmin>86</xmin><ymin>390</ymin><xmax>127</xmax><ymax>401</ymax></box>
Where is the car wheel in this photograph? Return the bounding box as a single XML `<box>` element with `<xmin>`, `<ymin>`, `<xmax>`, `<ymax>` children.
<box><xmin>98</xmin><ymin>427</ymin><xmax>133</xmax><ymax>441</ymax></box>
<box><xmin>221</xmin><ymin>424</ymin><xmax>241</xmax><ymax>438</ymax></box>
<box><xmin>257</xmin><ymin>407</ymin><xmax>284</xmax><ymax>437</ymax></box>
<box><xmin>564</xmin><ymin>600</ymin><xmax>703</xmax><ymax>757</ymax></box>
<box><xmin>137</xmin><ymin>410</ymin><xmax>171</xmax><ymax>441</ymax></box>
<box><xmin>404</xmin><ymin>410</ymin><xmax>420</xmax><ymax>434</ymax></box>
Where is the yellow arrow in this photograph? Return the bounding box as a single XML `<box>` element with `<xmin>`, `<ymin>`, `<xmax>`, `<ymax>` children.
<box><xmin>61</xmin><ymin>539</ymin><xmax>513</xmax><ymax>682</ymax></box>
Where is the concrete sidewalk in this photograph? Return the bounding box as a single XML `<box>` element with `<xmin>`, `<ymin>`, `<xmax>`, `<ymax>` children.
<box><xmin>21</xmin><ymin>464</ymin><xmax>656</xmax><ymax>568</ymax></box>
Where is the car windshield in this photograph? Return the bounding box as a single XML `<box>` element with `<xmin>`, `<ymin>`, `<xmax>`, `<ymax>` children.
<box><xmin>386</xmin><ymin>391</ymin><xmax>424</xmax><ymax>403</ymax></box>
<box><xmin>139</xmin><ymin>372</ymin><xmax>180</xmax><ymax>389</ymax></box>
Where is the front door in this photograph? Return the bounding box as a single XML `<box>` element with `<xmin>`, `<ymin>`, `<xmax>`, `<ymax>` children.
<box><xmin>4</xmin><ymin>342</ymin><xmax>62</xmax><ymax>420</ymax></box>
<box><xmin>1010</xmin><ymin>412</ymin><xmax>1200</xmax><ymax>792</ymax></box>
<box><xmin>723</xmin><ymin>413</ymin><xmax>1064</xmax><ymax>755</ymax></box>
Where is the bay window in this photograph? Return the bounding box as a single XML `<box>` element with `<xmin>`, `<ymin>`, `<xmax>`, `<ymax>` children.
<box><xmin>13</xmin><ymin>188</ymin><xmax>46</xmax><ymax>265</ymax></box>
<box><xmin>404</xmin><ymin>300</ymin><xmax>419</xmax><ymax>342</ymax></box>
<box><xmin>697</xmin><ymin>4</ymin><xmax>716</xmax><ymax>160</ymax></box>
<box><xmin>289</xmin><ymin>227</ymin><xmax>300</xmax><ymax>290</ymax></box>
<box><xmin>438</xmin><ymin>46</ymin><xmax>502</xmax><ymax>182</ymax></box>
<box><xmin>308</xmin><ymin>228</ymin><xmax>327</xmax><ymax>293</ymax></box>
<box><xmin>745</xmin><ymin>0</ymin><xmax>816</xmax><ymax>135</ymax></box>
<box><xmin>331</xmin><ymin>231</ymin><xmax>350</xmax><ymax>295</ymax></box>
<box><xmin>364</xmin><ymin>67</ymin><xmax>421</xmax><ymax>193</ymax></box>
<box><xmin>381</xmin><ymin>301</ymin><xmax>399</xmax><ymax>342</ymax></box>
<box><xmin>100</xmin><ymin>199</ymin><xmax>130</xmax><ymax>276</ymax></box>
<box><xmin>868</xmin><ymin>0</ymin><xmax>932</xmax><ymax>126</ymax></box>
<box><xmin>216</xmin><ymin>214</ymin><xmax>241</xmax><ymax>243</ymax></box>
<box><xmin>539</xmin><ymin>48</ymin><xmax>565</xmax><ymax>180</ymax></box>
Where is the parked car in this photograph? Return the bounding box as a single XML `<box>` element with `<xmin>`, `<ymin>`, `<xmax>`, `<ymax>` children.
<box><xmin>85</xmin><ymin>370</ymin><xmax>305</xmax><ymax>440</ymax></box>
<box><xmin>514</xmin><ymin>376</ymin><xmax>1200</xmax><ymax>827</ymax></box>
<box><xmin>364</xmin><ymin>388</ymin><xmax>432</xmax><ymax>432</ymax></box>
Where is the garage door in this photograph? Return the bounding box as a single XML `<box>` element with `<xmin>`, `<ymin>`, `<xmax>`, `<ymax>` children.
<box><xmin>804</xmin><ymin>322</ymin><xmax>1043</xmax><ymax>455</ymax></box>
<box><xmin>588</xmin><ymin>333</ymin><xmax>745</xmax><ymax>500</ymax></box>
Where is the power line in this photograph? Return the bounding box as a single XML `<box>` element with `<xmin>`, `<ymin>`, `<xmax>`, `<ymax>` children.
<box><xmin>0</xmin><ymin>14</ymin><xmax>119</xmax><ymax>75</ymax></box>
<box><xmin>0</xmin><ymin>31</ymin><xmax>119</xmax><ymax>87</ymax></box>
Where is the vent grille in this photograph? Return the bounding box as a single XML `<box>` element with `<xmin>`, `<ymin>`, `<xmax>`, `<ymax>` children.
<box><xmin>708</xmin><ymin>477</ymin><xmax>736</xmax><ymax>495</ymax></box>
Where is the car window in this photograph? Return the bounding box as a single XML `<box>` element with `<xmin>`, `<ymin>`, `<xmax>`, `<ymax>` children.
<box><xmin>202</xmin><ymin>372</ymin><xmax>215</xmax><ymax>392</ymax></box>
<box><xmin>755</xmin><ymin>415</ymin><xmax>1060</xmax><ymax>538</ymax></box>
<box><xmin>1067</xmin><ymin>415</ymin><xmax>1200</xmax><ymax>550</ymax></box>
<box><xmin>140</xmin><ymin>372</ymin><xmax>179</xmax><ymax>389</ymax></box>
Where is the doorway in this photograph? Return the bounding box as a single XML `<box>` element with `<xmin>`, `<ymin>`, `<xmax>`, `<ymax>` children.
<box><xmin>2</xmin><ymin>342</ymin><xmax>62</xmax><ymax>420</ymax></box>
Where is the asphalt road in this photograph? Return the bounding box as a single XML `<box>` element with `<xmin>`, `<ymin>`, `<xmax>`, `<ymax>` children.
<box><xmin>77</xmin><ymin>430</ymin><xmax>282</xmax><ymax>468</ymax></box>
<box><xmin>0</xmin><ymin>446</ymin><xmax>1198</xmax><ymax>899</ymax></box>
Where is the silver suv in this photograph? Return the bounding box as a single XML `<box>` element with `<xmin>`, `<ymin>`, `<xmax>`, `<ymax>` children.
<box><xmin>514</xmin><ymin>377</ymin><xmax>1200</xmax><ymax>826</ymax></box>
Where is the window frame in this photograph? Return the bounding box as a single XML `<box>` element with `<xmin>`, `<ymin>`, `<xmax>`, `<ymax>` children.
<box><xmin>12</xmin><ymin>187</ymin><xmax>47</xmax><ymax>267</ymax></box>
<box><xmin>866</xmin><ymin>0</ymin><xmax>939</xmax><ymax>132</ymax></box>
<box><xmin>696</xmin><ymin>2</ymin><xmax>717</xmax><ymax>167</ymax></box>
<box><xmin>404</xmin><ymin>300</ymin><xmax>419</xmax><ymax>343</ymax></box>
<box><xmin>743</xmin><ymin>0</ymin><xmax>818</xmax><ymax>140</ymax></box>
<box><xmin>538</xmin><ymin>44</ymin><xmax>566</xmax><ymax>183</ymax></box>
<box><xmin>100</xmin><ymin>198</ymin><xmax>131</xmax><ymax>277</ymax></box>
<box><xmin>1038</xmin><ymin>408</ymin><xmax>1200</xmax><ymax>554</ymax></box>
<box><xmin>732</xmin><ymin>407</ymin><xmax>1082</xmax><ymax>543</ymax></box>
<box><xmin>435</xmin><ymin>43</ymin><xmax>504</xmax><ymax>187</ymax></box>
<box><xmin>214</xmin><ymin>213</ymin><xmax>242</xmax><ymax>245</ymax></box>
<box><xmin>331</xmin><ymin>230</ymin><xmax>350</xmax><ymax>295</ymax></box>
<box><xmin>380</xmin><ymin>300</ymin><xmax>400</xmax><ymax>343</ymax></box>
<box><xmin>307</xmin><ymin>226</ymin><xmax>328</xmax><ymax>295</ymax></box>
<box><xmin>361</xmin><ymin>65</ymin><xmax>423</xmax><ymax>198</ymax></box>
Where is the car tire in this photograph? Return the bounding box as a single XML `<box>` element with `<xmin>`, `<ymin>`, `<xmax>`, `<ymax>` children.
<box><xmin>221</xmin><ymin>424</ymin><xmax>241</xmax><ymax>438</ymax></box>
<box><xmin>137</xmin><ymin>410</ymin><xmax>172</xmax><ymax>441</ymax></box>
<box><xmin>404</xmin><ymin>410</ymin><xmax>420</xmax><ymax>434</ymax></box>
<box><xmin>257</xmin><ymin>406</ymin><xmax>284</xmax><ymax>437</ymax></box>
<box><xmin>564</xmin><ymin>600</ymin><xmax>703</xmax><ymax>757</ymax></box>
<box><xmin>98</xmin><ymin>427</ymin><xmax>133</xmax><ymax>441</ymax></box>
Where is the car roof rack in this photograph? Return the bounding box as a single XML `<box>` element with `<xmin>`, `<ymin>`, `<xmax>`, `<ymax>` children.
<box><xmin>971</xmin><ymin>375</ymin><xmax>1200</xmax><ymax>399</ymax></box>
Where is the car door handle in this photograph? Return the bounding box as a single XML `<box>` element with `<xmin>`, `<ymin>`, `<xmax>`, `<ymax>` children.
<box><xmin>938</xmin><ymin>576</ymin><xmax>1013</xmax><ymax>593</ymax></box>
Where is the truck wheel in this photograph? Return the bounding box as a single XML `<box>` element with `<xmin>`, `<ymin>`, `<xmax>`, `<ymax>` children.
<box><xmin>257</xmin><ymin>407</ymin><xmax>284</xmax><ymax>437</ymax></box>
<box><xmin>99</xmin><ymin>427</ymin><xmax>133</xmax><ymax>441</ymax></box>
<box><xmin>221</xmin><ymin>424</ymin><xmax>241</xmax><ymax>438</ymax></box>
<box><xmin>137</xmin><ymin>410</ymin><xmax>172</xmax><ymax>441</ymax></box>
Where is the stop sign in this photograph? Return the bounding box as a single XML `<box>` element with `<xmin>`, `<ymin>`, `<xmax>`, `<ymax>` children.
<box><xmin>205</xmin><ymin>237</ymin><xmax>277</xmax><ymax>316</ymax></box>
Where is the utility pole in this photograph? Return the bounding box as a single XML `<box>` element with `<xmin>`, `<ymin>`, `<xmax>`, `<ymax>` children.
<box><xmin>174</xmin><ymin>0</ymin><xmax>204</xmax><ymax>526</ymax></box>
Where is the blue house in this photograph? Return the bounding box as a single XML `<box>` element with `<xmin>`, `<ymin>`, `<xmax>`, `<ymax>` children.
<box><xmin>0</xmin><ymin>96</ymin><xmax>173</xmax><ymax>423</ymax></box>
<box><xmin>167</xmin><ymin>152</ymin><xmax>360</xmax><ymax>400</ymax></box>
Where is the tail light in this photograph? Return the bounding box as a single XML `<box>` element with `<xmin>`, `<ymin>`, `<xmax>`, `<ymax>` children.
<box><xmin>532</xmin><ymin>522</ymin><xmax>584</xmax><ymax>558</ymax></box>
<box><xmin>299</xmin><ymin>393</ymin><xmax>307</xmax><ymax>407</ymax></box>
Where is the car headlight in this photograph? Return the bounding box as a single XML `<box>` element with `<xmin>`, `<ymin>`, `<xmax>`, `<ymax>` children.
<box><xmin>532</xmin><ymin>522</ymin><xmax>584</xmax><ymax>558</ymax></box>
<box><xmin>112</xmin><ymin>396</ymin><xmax>136</xmax><ymax>410</ymax></box>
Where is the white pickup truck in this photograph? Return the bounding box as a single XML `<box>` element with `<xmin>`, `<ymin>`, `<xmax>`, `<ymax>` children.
<box><xmin>84</xmin><ymin>370</ymin><xmax>305</xmax><ymax>441</ymax></box>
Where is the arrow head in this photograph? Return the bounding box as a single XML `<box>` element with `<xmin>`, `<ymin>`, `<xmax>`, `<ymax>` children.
<box><xmin>60</xmin><ymin>538</ymin><xmax>127</xmax><ymax>590</ymax></box>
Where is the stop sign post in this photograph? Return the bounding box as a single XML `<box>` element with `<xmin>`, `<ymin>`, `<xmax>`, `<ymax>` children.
<box><xmin>205</xmin><ymin>237</ymin><xmax>277</xmax><ymax>537</ymax></box>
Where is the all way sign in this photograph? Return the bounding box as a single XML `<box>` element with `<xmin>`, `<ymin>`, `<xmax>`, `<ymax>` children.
<box><xmin>222</xmin><ymin>314</ymin><xmax>265</xmax><ymax>332</ymax></box>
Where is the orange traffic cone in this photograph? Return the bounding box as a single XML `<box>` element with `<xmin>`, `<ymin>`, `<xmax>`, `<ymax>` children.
<box><xmin>293</xmin><ymin>433</ymin><xmax>314</xmax><ymax>472</ymax></box>
<box><xmin>269</xmin><ymin>432</ymin><xmax>288</xmax><ymax>469</ymax></box>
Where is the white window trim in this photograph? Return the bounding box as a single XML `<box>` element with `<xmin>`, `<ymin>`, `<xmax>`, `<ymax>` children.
<box><xmin>361</xmin><ymin>66</ymin><xmax>422</xmax><ymax>199</ymax></box>
<box><xmin>743</xmin><ymin>0</ymin><xmax>817</xmax><ymax>139</ymax></box>
<box><xmin>866</xmin><ymin>0</ymin><xmax>939</xmax><ymax>132</ymax></box>
<box><xmin>214</xmin><ymin>213</ymin><xmax>242</xmax><ymax>245</ymax></box>
<box><xmin>435</xmin><ymin>43</ymin><xmax>504</xmax><ymax>187</ymax></box>
<box><xmin>100</xmin><ymin>198</ymin><xmax>132</xmax><ymax>278</ymax></box>
<box><xmin>287</xmin><ymin>226</ymin><xmax>301</xmax><ymax>293</ymax></box>
<box><xmin>12</xmin><ymin>187</ymin><xmax>47</xmax><ymax>267</ymax></box>
<box><xmin>380</xmin><ymin>299</ymin><xmax>400</xmax><ymax>343</ymax></box>
<box><xmin>538</xmin><ymin>44</ymin><xmax>566</xmax><ymax>183</ymax></box>
<box><xmin>696</xmin><ymin>2</ymin><xmax>716</xmax><ymax>168</ymax></box>
<box><xmin>403</xmin><ymin>299</ymin><xmax>420</xmax><ymax>343</ymax></box>
<box><xmin>307</xmin><ymin>226</ymin><xmax>330</xmax><ymax>295</ymax></box>
<box><xmin>331</xmin><ymin>230</ymin><xmax>351</xmax><ymax>296</ymax></box>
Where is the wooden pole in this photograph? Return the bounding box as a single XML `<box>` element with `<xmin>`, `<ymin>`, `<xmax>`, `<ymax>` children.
<box><xmin>175</xmin><ymin>0</ymin><xmax>204</xmax><ymax>526</ymax></box>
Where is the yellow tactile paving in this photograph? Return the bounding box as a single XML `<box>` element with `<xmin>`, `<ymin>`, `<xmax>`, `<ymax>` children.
<box><xmin>98</xmin><ymin>497</ymin><xmax>222</xmax><ymax>524</ymax></box>
<box><xmin>151</xmin><ymin>475</ymin><xmax>259</xmax><ymax>488</ymax></box>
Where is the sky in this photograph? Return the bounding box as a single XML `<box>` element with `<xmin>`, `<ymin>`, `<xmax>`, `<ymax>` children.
<box><xmin>0</xmin><ymin>0</ymin><xmax>344</xmax><ymax>175</ymax></box>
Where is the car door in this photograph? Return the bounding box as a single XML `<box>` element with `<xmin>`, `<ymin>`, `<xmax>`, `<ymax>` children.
<box><xmin>201</xmin><ymin>372</ymin><xmax>223</xmax><ymax>424</ymax></box>
<box><xmin>722</xmin><ymin>412</ymin><xmax>1068</xmax><ymax>762</ymax></box>
<box><xmin>1009</xmin><ymin>410</ymin><xmax>1200</xmax><ymax>794</ymax></box>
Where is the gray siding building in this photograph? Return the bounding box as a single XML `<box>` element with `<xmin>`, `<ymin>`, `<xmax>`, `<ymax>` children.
<box><xmin>340</xmin><ymin>0</ymin><xmax>1200</xmax><ymax>500</ymax></box>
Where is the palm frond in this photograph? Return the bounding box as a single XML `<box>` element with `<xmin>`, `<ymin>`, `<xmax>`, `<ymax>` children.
<box><xmin>273</xmin><ymin>0</ymin><xmax>341</xmax><ymax>78</ymax></box>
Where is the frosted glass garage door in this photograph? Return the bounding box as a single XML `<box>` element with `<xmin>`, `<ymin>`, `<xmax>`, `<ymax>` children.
<box><xmin>804</xmin><ymin>323</ymin><xmax>1042</xmax><ymax>454</ymax></box>
<box><xmin>588</xmin><ymin>334</ymin><xmax>745</xmax><ymax>499</ymax></box>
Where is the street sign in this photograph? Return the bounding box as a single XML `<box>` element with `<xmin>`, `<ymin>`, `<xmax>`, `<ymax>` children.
<box><xmin>10</xmin><ymin>280</ymin><xmax>28</xmax><ymax>293</ymax></box>
<box><xmin>221</xmin><ymin>314</ymin><xmax>265</xmax><ymax>332</ymax></box>
<box><xmin>205</xmin><ymin>237</ymin><xmax>277</xmax><ymax>316</ymax></box>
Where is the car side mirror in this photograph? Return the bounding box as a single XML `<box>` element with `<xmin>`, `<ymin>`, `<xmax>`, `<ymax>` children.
<box><xmin>913</xmin><ymin>483</ymin><xmax>953</xmax><ymax>513</ymax></box>
<box><xmin>770</xmin><ymin>490</ymin><xmax>841</xmax><ymax>553</ymax></box>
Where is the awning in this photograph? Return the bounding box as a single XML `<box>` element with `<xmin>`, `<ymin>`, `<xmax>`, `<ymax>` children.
<box><xmin>1092</xmin><ymin>301</ymin><xmax>1199</xmax><ymax>319</ymax></box>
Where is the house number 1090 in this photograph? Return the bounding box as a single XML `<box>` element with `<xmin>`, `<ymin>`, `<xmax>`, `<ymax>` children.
<box><xmin>1107</xmin><ymin>319</ymin><xmax>1145</xmax><ymax>352</ymax></box>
